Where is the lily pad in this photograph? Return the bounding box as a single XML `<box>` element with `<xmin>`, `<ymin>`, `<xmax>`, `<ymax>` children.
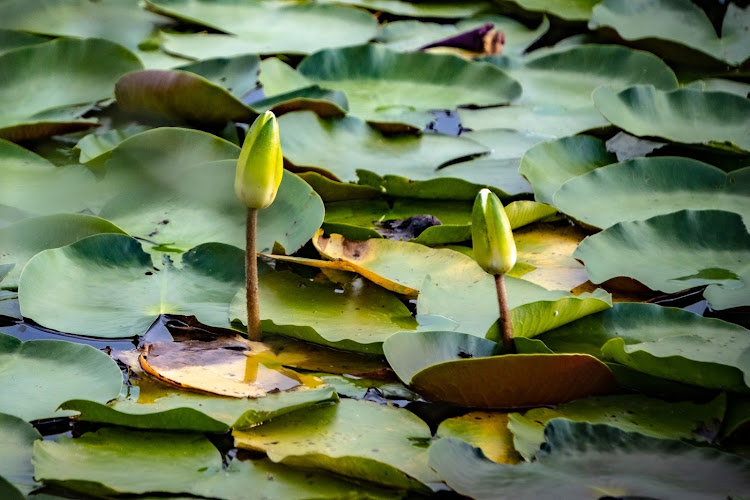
<box><xmin>429</xmin><ymin>420</ymin><xmax>750</xmax><ymax>500</ymax></box>
<box><xmin>0</xmin><ymin>37</ymin><xmax>143</xmax><ymax>141</ymax></box>
<box><xmin>231</xmin><ymin>272</ymin><xmax>416</xmax><ymax>354</ymax></box>
<box><xmin>0</xmin><ymin>30</ymin><xmax>46</xmax><ymax>55</ymax></box>
<box><xmin>0</xmin><ymin>412</ymin><xmax>40</xmax><ymax>494</ymax></box>
<box><xmin>0</xmin><ymin>214</ymin><xmax>127</xmax><ymax>290</ymax></box>
<box><xmin>460</xmin><ymin>44</ymin><xmax>677</xmax><ymax>137</ymax></box>
<box><xmin>554</xmin><ymin>159</ymin><xmax>750</xmax><ymax>228</ymax></box>
<box><xmin>593</xmin><ymin>85</ymin><xmax>750</xmax><ymax>152</ymax></box>
<box><xmin>63</xmin><ymin>381</ymin><xmax>336</xmax><ymax>433</ymax></box>
<box><xmin>384</xmin><ymin>331</ymin><xmax>616</xmax><ymax>408</ymax></box>
<box><xmin>540</xmin><ymin>302</ymin><xmax>750</xmax><ymax>392</ymax></box>
<box><xmin>501</xmin><ymin>0</ymin><xmax>602</xmax><ymax>21</ymax></box>
<box><xmin>148</xmin><ymin>0</ymin><xmax>378</xmax><ymax>56</ymax></box>
<box><xmin>19</xmin><ymin>234</ymin><xmax>246</xmax><ymax>337</ymax></box>
<box><xmin>318</xmin><ymin>0</ymin><xmax>490</xmax><ymax>18</ymax></box>
<box><xmin>0</xmin><ymin>332</ymin><xmax>122</xmax><ymax>421</ymax></box>
<box><xmin>519</xmin><ymin>135</ymin><xmax>614</xmax><ymax>204</ymax></box>
<box><xmin>574</xmin><ymin>210</ymin><xmax>750</xmax><ymax>310</ymax></box>
<box><xmin>279</xmin><ymin>111</ymin><xmax>488</xmax><ymax>184</ymax></box>
<box><xmin>97</xmin><ymin>127</ymin><xmax>323</xmax><ymax>254</ymax></box>
<box><xmin>34</xmin><ymin>427</ymin><xmax>391</xmax><ymax>499</ymax></box>
<box><xmin>296</xmin><ymin>44</ymin><xmax>521</xmax><ymax>127</ymax></box>
<box><xmin>589</xmin><ymin>0</ymin><xmax>750</xmax><ymax>66</ymax></box>
<box><xmin>234</xmin><ymin>398</ymin><xmax>440</xmax><ymax>492</ymax></box>
<box><xmin>74</xmin><ymin>125</ymin><xmax>151</xmax><ymax>165</ymax></box>
<box><xmin>508</xmin><ymin>393</ymin><xmax>727</xmax><ymax>461</ymax></box>
<box><xmin>436</xmin><ymin>412</ymin><xmax>521</xmax><ymax>464</ymax></box>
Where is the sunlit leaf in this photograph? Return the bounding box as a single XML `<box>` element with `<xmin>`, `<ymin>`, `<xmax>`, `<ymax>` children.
<box><xmin>500</xmin><ymin>0</ymin><xmax>602</xmax><ymax>21</ymax></box>
<box><xmin>0</xmin><ymin>333</ymin><xmax>122</xmax><ymax>421</ymax></box>
<box><xmin>0</xmin><ymin>38</ymin><xmax>143</xmax><ymax>141</ymax></box>
<box><xmin>34</xmin><ymin>427</ymin><xmax>391</xmax><ymax>499</ymax></box>
<box><xmin>319</xmin><ymin>0</ymin><xmax>490</xmax><ymax>18</ymax></box>
<box><xmin>297</xmin><ymin>44</ymin><xmax>521</xmax><ymax>127</ymax></box>
<box><xmin>429</xmin><ymin>420</ymin><xmax>750</xmax><ymax>500</ymax></box>
<box><xmin>594</xmin><ymin>85</ymin><xmax>750</xmax><ymax>152</ymax></box>
<box><xmin>19</xmin><ymin>235</ymin><xmax>246</xmax><ymax>337</ymax></box>
<box><xmin>436</xmin><ymin>412</ymin><xmax>522</xmax><ymax>464</ymax></box>
<box><xmin>540</xmin><ymin>302</ymin><xmax>750</xmax><ymax>391</ymax></box>
<box><xmin>0</xmin><ymin>412</ymin><xmax>40</xmax><ymax>495</ymax></box>
<box><xmin>384</xmin><ymin>331</ymin><xmax>615</xmax><ymax>408</ymax></box>
<box><xmin>149</xmin><ymin>0</ymin><xmax>378</xmax><ymax>56</ymax></box>
<box><xmin>508</xmin><ymin>393</ymin><xmax>727</xmax><ymax>461</ymax></box>
<box><xmin>231</xmin><ymin>272</ymin><xmax>416</xmax><ymax>354</ymax></box>
<box><xmin>234</xmin><ymin>398</ymin><xmax>440</xmax><ymax>492</ymax></box>
<box><xmin>574</xmin><ymin>210</ymin><xmax>750</xmax><ymax>309</ymax></box>
<box><xmin>590</xmin><ymin>0</ymin><xmax>750</xmax><ymax>66</ymax></box>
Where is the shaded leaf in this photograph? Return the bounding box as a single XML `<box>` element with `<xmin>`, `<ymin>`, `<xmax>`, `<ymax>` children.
<box><xmin>319</xmin><ymin>0</ymin><xmax>490</xmax><ymax>18</ymax></box>
<box><xmin>0</xmin><ymin>333</ymin><xmax>122</xmax><ymax>421</ymax></box>
<box><xmin>74</xmin><ymin>125</ymin><xmax>151</xmax><ymax>165</ymax></box>
<box><xmin>0</xmin><ymin>412</ymin><xmax>40</xmax><ymax>494</ymax></box>
<box><xmin>501</xmin><ymin>0</ymin><xmax>602</xmax><ymax>21</ymax></box>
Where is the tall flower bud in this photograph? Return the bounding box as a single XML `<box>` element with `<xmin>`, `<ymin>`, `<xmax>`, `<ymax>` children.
<box><xmin>471</xmin><ymin>188</ymin><xmax>517</xmax><ymax>275</ymax></box>
<box><xmin>235</xmin><ymin>111</ymin><xmax>283</xmax><ymax>209</ymax></box>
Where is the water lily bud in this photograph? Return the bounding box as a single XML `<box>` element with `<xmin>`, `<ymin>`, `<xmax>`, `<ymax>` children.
<box><xmin>471</xmin><ymin>188</ymin><xmax>517</xmax><ymax>275</ymax></box>
<box><xmin>235</xmin><ymin>111</ymin><xmax>283</xmax><ymax>209</ymax></box>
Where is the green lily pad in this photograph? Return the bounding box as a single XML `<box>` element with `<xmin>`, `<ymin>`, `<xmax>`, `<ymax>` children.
<box><xmin>279</xmin><ymin>111</ymin><xmax>488</xmax><ymax>184</ymax></box>
<box><xmin>460</xmin><ymin>44</ymin><xmax>677</xmax><ymax>137</ymax></box>
<box><xmin>554</xmin><ymin>159</ymin><xmax>750</xmax><ymax>228</ymax></box>
<box><xmin>429</xmin><ymin>420</ymin><xmax>750</xmax><ymax>499</ymax></box>
<box><xmin>0</xmin><ymin>30</ymin><xmax>46</xmax><ymax>55</ymax></box>
<box><xmin>0</xmin><ymin>333</ymin><xmax>122</xmax><ymax>421</ymax></box>
<box><xmin>593</xmin><ymin>85</ymin><xmax>750</xmax><ymax>152</ymax></box>
<box><xmin>177</xmin><ymin>54</ymin><xmax>260</xmax><ymax>99</ymax></box>
<box><xmin>250</xmin><ymin>86</ymin><xmax>349</xmax><ymax>118</ymax></box>
<box><xmin>148</xmin><ymin>0</ymin><xmax>378</xmax><ymax>56</ymax></box>
<box><xmin>19</xmin><ymin>234</ymin><xmax>246</xmax><ymax>337</ymax></box>
<box><xmin>34</xmin><ymin>426</ymin><xmax>392</xmax><ymax>499</ymax></box>
<box><xmin>62</xmin><ymin>383</ymin><xmax>336</xmax><ymax>433</ymax></box>
<box><xmin>0</xmin><ymin>412</ymin><xmax>41</xmax><ymax>494</ymax></box>
<box><xmin>0</xmin><ymin>214</ymin><xmax>127</xmax><ymax>290</ymax></box>
<box><xmin>508</xmin><ymin>393</ymin><xmax>727</xmax><ymax>461</ymax></box>
<box><xmin>519</xmin><ymin>135</ymin><xmax>617</xmax><ymax>203</ymax></box>
<box><xmin>115</xmin><ymin>69</ymin><xmax>254</xmax><ymax>124</ymax></box>
<box><xmin>540</xmin><ymin>302</ymin><xmax>750</xmax><ymax>392</ymax></box>
<box><xmin>378</xmin><ymin>16</ymin><xmax>549</xmax><ymax>56</ymax></box>
<box><xmin>318</xmin><ymin>0</ymin><xmax>490</xmax><ymax>18</ymax></box>
<box><xmin>0</xmin><ymin>0</ymin><xmax>181</xmax><ymax>67</ymax></box>
<box><xmin>97</xmin><ymin>128</ymin><xmax>323</xmax><ymax>254</ymax></box>
<box><xmin>230</xmin><ymin>272</ymin><xmax>416</xmax><ymax>354</ymax></box>
<box><xmin>234</xmin><ymin>398</ymin><xmax>440</xmax><ymax>492</ymax></box>
<box><xmin>384</xmin><ymin>331</ymin><xmax>616</xmax><ymax>408</ymax></box>
<box><xmin>502</xmin><ymin>0</ymin><xmax>602</xmax><ymax>21</ymax></box>
<box><xmin>574</xmin><ymin>210</ymin><xmax>750</xmax><ymax>309</ymax></box>
<box><xmin>0</xmin><ymin>37</ymin><xmax>143</xmax><ymax>141</ymax></box>
<box><xmin>296</xmin><ymin>44</ymin><xmax>521</xmax><ymax>127</ymax></box>
<box><xmin>436</xmin><ymin>412</ymin><xmax>521</xmax><ymax>464</ymax></box>
<box><xmin>74</xmin><ymin>125</ymin><xmax>151</xmax><ymax>165</ymax></box>
<box><xmin>589</xmin><ymin>0</ymin><xmax>750</xmax><ymax>66</ymax></box>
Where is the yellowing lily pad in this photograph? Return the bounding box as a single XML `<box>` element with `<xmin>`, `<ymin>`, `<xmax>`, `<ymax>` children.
<box><xmin>436</xmin><ymin>412</ymin><xmax>521</xmax><ymax>464</ymax></box>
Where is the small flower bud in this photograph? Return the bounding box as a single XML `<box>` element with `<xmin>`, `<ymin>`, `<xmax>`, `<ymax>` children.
<box><xmin>471</xmin><ymin>189</ymin><xmax>517</xmax><ymax>275</ymax></box>
<box><xmin>234</xmin><ymin>111</ymin><xmax>283</xmax><ymax>209</ymax></box>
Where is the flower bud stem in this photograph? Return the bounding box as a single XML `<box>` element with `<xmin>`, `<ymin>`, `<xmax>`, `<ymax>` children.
<box><xmin>494</xmin><ymin>274</ymin><xmax>515</xmax><ymax>353</ymax></box>
<box><xmin>245</xmin><ymin>207</ymin><xmax>262</xmax><ymax>341</ymax></box>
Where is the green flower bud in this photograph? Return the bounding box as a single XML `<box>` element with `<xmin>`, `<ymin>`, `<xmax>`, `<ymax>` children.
<box><xmin>235</xmin><ymin>111</ymin><xmax>283</xmax><ymax>209</ymax></box>
<box><xmin>471</xmin><ymin>188</ymin><xmax>517</xmax><ymax>275</ymax></box>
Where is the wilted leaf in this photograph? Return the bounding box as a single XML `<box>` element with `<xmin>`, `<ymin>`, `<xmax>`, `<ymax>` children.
<box><xmin>0</xmin><ymin>333</ymin><xmax>122</xmax><ymax>421</ymax></box>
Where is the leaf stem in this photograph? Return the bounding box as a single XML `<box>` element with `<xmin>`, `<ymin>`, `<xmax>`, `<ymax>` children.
<box><xmin>494</xmin><ymin>273</ymin><xmax>514</xmax><ymax>353</ymax></box>
<box><xmin>246</xmin><ymin>207</ymin><xmax>262</xmax><ymax>341</ymax></box>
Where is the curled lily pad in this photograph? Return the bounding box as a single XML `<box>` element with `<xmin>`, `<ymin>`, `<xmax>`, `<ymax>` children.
<box><xmin>19</xmin><ymin>234</ymin><xmax>246</xmax><ymax>337</ymax></box>
<box><xmin>589</xmin><ymin>0</ymin><xmax>750</xmax><ymax>66</ymax></box>
<box><xmin>231</xmin><ymin>272</ymin><xmax>416</xmax><ymax>354</ymax></box>
<box><xmin>34</xmin><ymin>427</ymin><xmax>390</xmax><ymax>499</ymax></box>
<box><xmin>0</xmin><ymin>412</ymin><xmax>40</xmax><ymax>494</ymax></box>
<box><xmin>593</xmin><ymin>85</ymin><xmax>750</xmax><ymax>152</ymax></box>
<box><xmin>540</xmin><ymin>303</ymin><xmax>750</xmax><ymax>392</ymax></box>
<box><xmin>297</xmin><ymin>44</ymin><xmax>521</xmax><ymax>127</ymax></box>
<box><xmin>0</xmin><ymin>37</ymin><xmax>143</xmax><ymax>141</ymax></box>
<box><xmin>508</xmin><ymin>393</ymin><xmax>727</xmax><ymax>461</ymax></box>
<box><xmin>0</xmin><ymin>333</ymin><xmax>122</xmax><ymax>421</ymax></box>
<box><xmin>234</xmin><ymin>398</ymin><xmax>440</xmax><ymax>492</ymax></box>
<box><xmin>436</xmin><ymin>412</ymin><xmax>521</xmax><ymax>464</ymax></box>
<box><xmin>0</xmin><ymin>214</ymin><xmax>127</xmax><ymax>290</ymax></box>
<box><xmin>574</xmin><ymin>210</ymin><xmax>750</xmax><ymax>310</ymax></box>
<box><xmin>554</xmin><ymin>159</ymin><xmax>750</xmax><ymax>228</ymax></box>
<box><xmin>429</xmin><ymin>420</ymin><xmax>750</xmax><ymax>500</ymax></box>
<box><xmin>149</xmin><ymin>0</ymin><xmax>378</xmax><ymax>56</ymax></box>
<box><xmin>384</xmin><ymin>331</ymin><xmax>616</xmax><ymax>408</ymax></box>
<box><xmin>519</xmin><ymin>135</ymin><xmax>616</xmax><ymax>205</ymax></box>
